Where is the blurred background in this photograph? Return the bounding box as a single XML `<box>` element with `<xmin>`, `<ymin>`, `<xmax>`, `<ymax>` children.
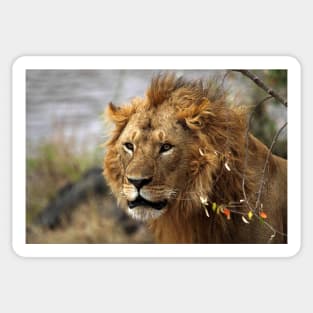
<box><xmin>26</xmin><ymin>69</ymin><xmax>287</xmax><ymax>243</ymax></box>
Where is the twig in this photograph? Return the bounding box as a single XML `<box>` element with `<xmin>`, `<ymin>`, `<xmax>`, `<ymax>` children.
<box><xmin>220</xmin><ymin>70</ymin><xmax>231</xmax><ymax>90</ymax></box>
<box><xmin>254</xmin><ymin>121</ymin><xmax>287</xmax><ymax>212</ymax></box>
<box><xmin>216</xmin><ymin>71</ymin><xmax>288</xmax><ymax>242</ymax></box>
<box><xmin>233</xmin><ymin>70</ymin><xmax>287</xmax><ymax>107</ymax></box>
<box><xmin>254</xmin><ymin>214</ymin><xmax>287</xmax><ymax>238</ymax></box>
<box><xmin>241</xmin><ymin>96</ymin><xmax>273</xmax><ymax>210</ymax></box>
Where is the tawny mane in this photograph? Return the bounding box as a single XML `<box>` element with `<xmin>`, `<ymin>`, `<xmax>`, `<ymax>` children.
<box><xmin>104</xmin><ymin>73</ymin><xmax>287</xmax><ymax>244</ymax></box>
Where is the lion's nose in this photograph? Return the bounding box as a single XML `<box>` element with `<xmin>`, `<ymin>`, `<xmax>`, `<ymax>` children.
<box><xmin>127</xmin><ymin>177</ymin><xmax>152</xmax><ymax>190</ymax></box>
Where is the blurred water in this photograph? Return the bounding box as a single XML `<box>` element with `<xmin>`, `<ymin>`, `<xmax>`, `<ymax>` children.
<box><xmin>26</xmin><ymin>70</ymin><xmax>220</xmax><ymax>152</ymax></box>
<box><xmin>26</xmin><ymin>69</ymin><xmax>286</xmax><ymax>154</ymax></box>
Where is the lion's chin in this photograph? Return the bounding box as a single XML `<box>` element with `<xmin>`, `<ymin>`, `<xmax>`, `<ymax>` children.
<box><xmin>127</xmin><ymin>206</ymin><xmax>167</xmax><ymax>222</ymax></box>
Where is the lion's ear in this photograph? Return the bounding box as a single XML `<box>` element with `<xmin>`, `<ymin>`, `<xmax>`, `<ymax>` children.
<box><xmin>177</xmin><ymin>99</ymin><xmax>215</xmax><ymax>130</ymax></box>
<box><xmin>106</xmin><ymin>102</ymin><xmax>135</xmax><ymax>127</ymax></box>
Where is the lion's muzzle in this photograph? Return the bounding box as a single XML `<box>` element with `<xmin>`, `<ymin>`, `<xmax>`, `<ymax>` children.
<box><xmin>122</xmin><ymin>178</ymin><xmax>171</xmax><ymax>220</ymax></box>
<box><xmin>122</xmin><ymin>176</ymin><xmax>175</xmax><ymax>221</ymax></box>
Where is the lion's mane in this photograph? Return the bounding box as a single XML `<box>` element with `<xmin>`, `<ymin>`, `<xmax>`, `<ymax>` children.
<box><xmin>104</xmin><ymin>74</ymin><xmax>287</xmax><ymax>243</ymax></box>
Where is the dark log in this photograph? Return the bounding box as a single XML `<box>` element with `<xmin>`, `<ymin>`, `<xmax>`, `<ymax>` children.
<box><xmin>35</xmin><ymin>167</ymin><xmax>140</xmax><ymax>235</ymax></box>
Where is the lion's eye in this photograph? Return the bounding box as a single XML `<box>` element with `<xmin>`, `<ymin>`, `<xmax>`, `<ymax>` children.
<box><xmin>160</xmin><ymin>143</ymin><xmax>173</xmax><ymax>153</ymax></box>
<box><xmin>123</xmin><ymin>142</ymin><xmax>134</xmax><ymax>152</ymax></box>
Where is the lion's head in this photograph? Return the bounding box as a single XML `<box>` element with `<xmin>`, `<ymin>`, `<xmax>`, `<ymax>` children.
<box><xmin>103</xmin><ymin>74</ymin><xmax>248</xmax><ymax>223</ymax></box>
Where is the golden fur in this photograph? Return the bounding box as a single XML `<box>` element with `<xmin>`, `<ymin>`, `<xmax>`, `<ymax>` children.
<box><xmin>103</xmin><ymin>74</ymin><xmax>287</xmax><ymax>243</ymax></box>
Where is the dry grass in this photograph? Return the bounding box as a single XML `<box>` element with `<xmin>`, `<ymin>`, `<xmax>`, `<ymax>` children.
<box><xmin>27</xmin><ymin>135</ymin><xmax>100</xmax><ymax>223</ymax></box>
<box><xmin>26</xmin><ymin>136</ymin><xmax>154</xmax><ymax>244</ymax></box>
<box><xmin>27</xmin><ymin>200</ymin><xmax>153</xmax><ymax>244</ymax></box>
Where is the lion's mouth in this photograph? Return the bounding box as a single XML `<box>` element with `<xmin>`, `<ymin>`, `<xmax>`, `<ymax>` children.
<box><xmin>128</xmin><ymin>196</ymin><xmax>167</xmax><ymax>210</ymax></box>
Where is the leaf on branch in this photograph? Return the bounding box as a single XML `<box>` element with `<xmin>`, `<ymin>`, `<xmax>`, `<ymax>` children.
<box><xmin>248</xmin><ymin>211</ymin><xmax>253</xmax><ymax>220</ymax></box>
<box><xmin>212</xmin><ymin>202</ymin><xmax>217</xmax><ymax>212</ymax></box>
<box><xmin>222</xmin><ymin>208</ymin><xmax>231</xmax><ymax>220</ymax></box>
<box><xmin>200</xmin><ymin>196</ymin><xmax>208</xmax><ymax>206</ymax></box>
<box><xmin>241</xmin><ymin>216</ymin><xmax>250</xmax><ymax>224</ymax></box>
<box><xmin>259</xmin><ymin>210</ymin><xmax>267</xmax><ymax>219</ymax></box>
<box><xmin>199</xmin><ymin>148</ymin><xmax>205</xmax><ymax>156</ymax></box>
<box><xmin>224</xmin><ymin>162</ymin><xmax>231</xmax><ymax>171</ymax></box>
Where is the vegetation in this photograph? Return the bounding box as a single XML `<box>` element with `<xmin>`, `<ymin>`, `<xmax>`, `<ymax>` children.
<box><xmin>26</xmin><ymin>137</ymin><xmax>153</xmax><ymax>243</ymax></box>
<box><xmin>27</xmin><ymin>137</ymin><xmax>100</xmax><ymax>224</ymax></box>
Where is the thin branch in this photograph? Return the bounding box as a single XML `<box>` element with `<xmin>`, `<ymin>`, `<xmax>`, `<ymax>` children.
<box><xmin>233</xmin><ymin>70</ymin><xmax>287</xmax><ymax>107</ymax></box>
<box><xmin>220</xmin><ymin>70</ymin><xmax>231</xmax><ymax>90</ymax></box>
<box><xmin>242</xmin><ymin>96</ymin><xmax>273</xmax><ymax>210</ymax></box>
<box><xmin>213</xmin><ymin>72</ymin><xmax>288</xmax><ymax>242</ymax></box>
<box><xmin>254</xmin><ymin>214</ymin><xmax>287</xmax><ymax>238</ymax></box>
<box><xmin>254</xmin><ymin>121</ymin><xmax>287</xmax><ymax>212</ymax></box>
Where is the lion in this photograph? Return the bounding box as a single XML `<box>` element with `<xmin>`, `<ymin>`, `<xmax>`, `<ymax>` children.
<box><xmin>103</xmin><ymin>73</ymin><xmax>287</xmax><ymax>244</ymax></box>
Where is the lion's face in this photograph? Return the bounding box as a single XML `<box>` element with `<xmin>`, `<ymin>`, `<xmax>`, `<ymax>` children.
<box><xmin>114</xmin><ymin>105</ymin><xmax>194</xmax><ymax>221</ymax></box>
<box><xmin>104</xmin><ymin>74</ymin><xmax>287</xmax><ymax>244</ymax></box>
<box><xmin>104</xmin><ymin>75</ymin><xmax>224</xmax><ymax>222</ymax></box>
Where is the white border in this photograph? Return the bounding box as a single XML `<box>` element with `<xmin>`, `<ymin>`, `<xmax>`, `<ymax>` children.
<box><xmin>12</xmin><ymin>56</ymin><xmax>301</xmax><ymax>258</ymax></box>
